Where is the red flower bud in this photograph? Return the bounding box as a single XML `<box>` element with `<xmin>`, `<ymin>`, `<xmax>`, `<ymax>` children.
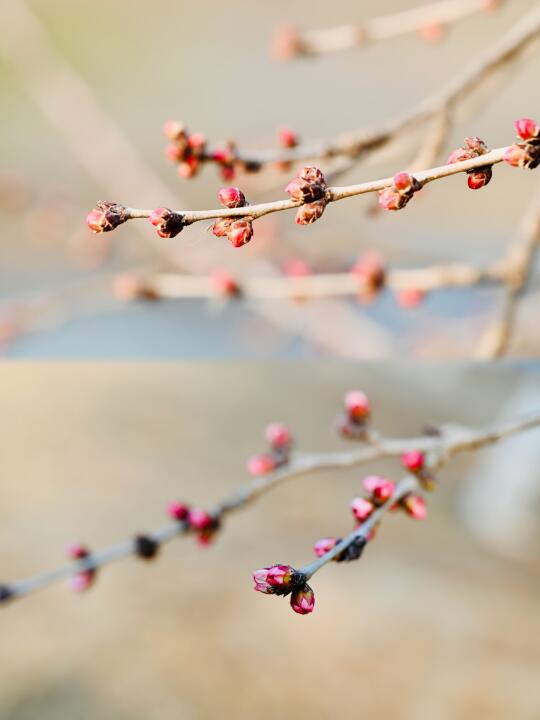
<box><xmin>295</xmin><ymin>200</ymin><xmax>326</xmax><ymax>225</ymax></box>
<box><xmin>313</xmin><ymin>537</ymin><xmax>339</xmax><ymax>557</ymax></box>
<box><xmin>227</xmin><ymin>218</ymin><xmax>253</xmax><ymax>248</ymax></box>
<box><xmin>247</xmin><ymin>453</ymin><xmax>276</xmax><ymax>476</ymax></box>
<box><xmin>285</xmin><ymin>166</ymin><xmax>327</xmax><ymax>203</ymax></box>
<box><xmin>178</xmin><ymin>157</ymin><xmax>200</xmax><ymax>179</ymax></box>
<box><xmin>467</xmin><ymin>167</ymin><xmax>492</xmax><ymax>190</ymax></box>
<box><xmin>187</xmin><ymin>508</ymin><xmax>214</xmax><ymax>531</ymax></box>
<box><xmin>265</xmin><ymin>422</ymin><xmax>292</xmax><ymax>450</ymax></box>
<box><xmin>290</xmin><ymin>585</ymin><xmax>315</xmax><ymax>615</ymax></box>
<box><xmin>400</xmin><ymin>451</ymin><xmax>425</xmax><ymax>473</ymax></box>
<box><xmin>351</xmin><ymin>497</ymin><xmax>375</xmax><ymax>522</ymax></box>
<box><xmin>363</xmin><ymin>475</ymin><xmax>395</xmax><ymax>502</ymax></box>
<box><xmin>86</xmin><ymin>201</ymin><xmax>127</xmax><ymax>233</ymax></box>
<box><xmin>149</xmin><ymin>207</ymin><xmax>185</xmax><ymax>238</ymax></box>
<box><xmin>515</xmin><ymin>118</ymin><xmax>540</xmax><ymax>141</ymax></box>
<box><xmin>344</xmin><ymin>390</ymin><xmax>370</xmax><ymax>422</ymax></box>
<box><xmin>218</xmin><ymin>187</ymin><xmax>246</xmax><ymax>208</ymax></box>
<box><xmin>167</xmin><ymin>501</ymin><xmax>189</xmax><ymax>521</ymax></box>
<box><xmin>402</xmin><ymin>494</ymin><xmax>428</xmax><ymax>520</ymax></box>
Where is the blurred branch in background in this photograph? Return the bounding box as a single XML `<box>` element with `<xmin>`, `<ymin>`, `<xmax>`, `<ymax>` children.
<box><xmin>1</xmin><ymin>402</ymin><xmax>539</xmax><ymax>610</ymax></box>
<box><xmin>271</xmin><ymin>0</ymin><xmax>501</xmax><ymax>60</ymax></box>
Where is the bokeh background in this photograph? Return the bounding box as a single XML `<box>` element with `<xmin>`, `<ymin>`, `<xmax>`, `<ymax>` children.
<box><xmin>0</xmin><ymin>363</ymin><xmax>539</xmax><ymax>719</ymax></box>
<box><xmin>0</xmin><ymin>0</ymin><xmax>539</xmax><ymax>358</ymax></box>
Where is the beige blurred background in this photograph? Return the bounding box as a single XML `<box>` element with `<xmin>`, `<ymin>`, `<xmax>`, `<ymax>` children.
<box><xmin>0</xmin><ymin>0</ymin><xmax>539</xmax><ymax>357</ymax></box>
<box><xmin>0</xmin><ymin>363</ymin><xmax>539</xmax><ymax>718</ymax></box>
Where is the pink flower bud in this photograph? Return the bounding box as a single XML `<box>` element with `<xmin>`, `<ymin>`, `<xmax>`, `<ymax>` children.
<box><xmin>503</xmin><ymin>144</ymin><xmax>527</xmax><ymax>168</ymax></box>
<box><xmin>86</xmin><ymin>201</ymin><xmax>127</xmax><ymax>233</ymax></box>
<box><xmin>271</xmin><ymin>24</ymin><xmax>304</xmax><ymax>62</ymax></box>
<box><xmin>363</xmin><ymin>475</ymin><xmax>387</xmax><ymax>493</ymax></box>
<box><xmin>351</xmin><ymin>497</ymin><xmax>374</xmax><ymax>522</ymax></box>
<box><xmin>252</xmin><ymin>568</ymin><xmax>274</xmax><ymax>594</ymax></box>
<box><xmin>344</xmin><ymin>390</ymin><xmax>370</xmax><ymax>422</ymax></box>
<box><xmin>167</xmin><ymin>501</ymin><xmax>189</xmax><ymax>521</ymax></box>
<box><xmin>400</xmin><ymin>451</ymin><xmax>425</xmax><ymax>473</ymax></box>
<box><xmin>163</xmin><ymin>120</ymin><xmax>186</xmax><ymax>141</ymax></box>
<box><xmin>278</xmin><ymin>126</ymin><xmax>298</xmax><ymax>148</ymax></box>
<box><xmin>187</xmin><ymin>508</ymin><xmax>214</xmax><ymax>531</ymax></box>
<box><xmin>447</xmin><ymin>147</ymin><xmax>473</xmax><ymax>164</ymax></box>
<box><xmin>378</xmin><ymin>188</ymin><xmax>403</xmax><ymax>211</ymax></box>
<box><xmin>285</xmin><ymin>167</ymin><xmax>327</xmax><ymax>203</ymax></box>
<box><xmin>211</xmin><ymin>269</ymin><xmax>240</xmax><ymax>297</ymax></box>
<box><xmin>351</xmin><ymin>252</ymin><xmax>386</xmax><ymax>300</ymax></box>
<box><xmin>418</xmin><ymin>21</ymin><xmax>444</xmax><ymax>43</ymax></box>
<box><xmin>178</xmin><ymin>157</ymin><xmax>200</xmax><ymax>179</ymax></box>
<box><xmin>165</xmin><ymin>144</ymin><xmax>183</xmax><ymax>162</ymax></box>
<box><xmin>220</xmin><ymin>165</ymin><xmax>236</xmax><ymax>181</ymax></box>
<box><xmin>265</xmin><ymin>422</ymin><xmax>292</xmax><ymax>450</ymax></box>
<box><xmin>295</xmin><ymin>200</ymin><xmax>326</xmax><ymax>225</ymax></box>
<box><xmin>218</xmin><ymin>186</ymin><xmax>246</xmax><ymax>208</ymax></box>
<box><xmin>402</xmin><ymin>494</ymin><xmax>428</xmax><ymax>520</ymax></box>
<box><xmin>313</xmin><ymin>537</ymin><xmax>339</xmax><ymax>557</ymax></box>
<box><xmin>515</xmin><ymin>118</ymin><xmax>540</xmax><ymax>141</ymax></box>
<box><xmin>363</xmin><ymin>475</ymin><xmax>395</xmax><ymax>502</ymax></box>
<box><xmin>188</xmin><ymin>132</ymin><xmax>206</xmax><ymax>151</ymax></box>
<box><xmin>149</xmin><ymin>208</ymin><xmax>185</xmax><ymax>238</ymax></box>
<box><xmin>67</xmin><ymin>542</ymin><xmax>89</xmax><ymax>560</ymax></box>
<box><xmin>212</xmin><ymin>218</ymin><xmax>233</xmax><ymax>238</ymax></box>
<box><xmin>393</xmin><ymin>171</ymin><xmax>414</xmax><ymax>193</ymax></box>
<box><xmin>227</xmin><ymin>218</ymin><xmax>254</xmax><ymax>248</ymax></box>
<box><xmin>247</xmin><ymin>453</ymin><xmax>276</xmax><ymax>476</ymax></box>
<box><xmin>397</xmin><ymin>288</ymin><xmax>425</xmax><ymax>308</ymax></box>
<box><xmin>290</xmin><ymin>585</ymin><xmax>315</xmax><ymax>615</ymax></box>
<box><xmin>267</xmin><ymin>564</ymin><xmax>294</xmax><ymax>588</ymax></box>
<box><xmin>464</xmin><ymin>137</ymin><xmax>489</xmax><ymax>155</ymax></box>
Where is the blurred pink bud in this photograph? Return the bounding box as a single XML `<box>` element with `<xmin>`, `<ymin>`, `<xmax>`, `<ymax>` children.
<box><xmin>345</xmin><ymin>390</ymin><xmax>370</xmax><ymax>422</ymax></box>
<box><xmin>163</xmin><ymin>120</ymin><xmax>186</xmax><ymax>141</ymax></box>
<box><xmin>278</xmin><ymin>126</ymin><xmax>298</xmax><ymax>148</ymax></box>
<box><xmin>265</xmin><ymin>422</ymin><xmax>293</xmax><ymax>450</ymax></box>
<box><xmin>178</xmin><ymin>156</ymin><xmax>200</xmax><ymax>179</ymax></box>
<box><xmin>363</xmin><ymin>475</ymin><xmax>395</xmax><ymax>502</ymax></box>
<box><xmin>211</xmin><ymin>269</ymin><xmax>240</xmax><ymax>297</ymax></box>
<box><xmin>165</xmin><ymin>144</ymin><xmax>183</xmax><ymax>162</ymax></box>
<box><xmin>247</xmin><ymin>453</ymin><xmax>276</xmax><ymax>476</ymax></box>
<box><xmin>227</xmin><ymin>218</ymin><xmax>254</xmax><ymax>248</ymax></box>
<box><xmin>402</xmin><ymin>494</ymin><xmax>428</xmax><ymax>520</ymax></box>
<box><xmin>515</xmin><ymin>118</ymin><xmax>540</xmax><ymax>141</ymax></box>
<box><xmin>313</xmin><ymin>537</ymin><xmax>339</xmax><ymax>557</ymax></box>
<box><xmin>69</xmin><ymin>571</ymin><xmax>94</xmax><ymax>593</ymax></box>
<box><xmin>188</xmin><ymin>508</ymin><xmax>214</xmax><ymax>531</ymax></box>
<box><xmin>397</xmin><ymin>288</ymin><xmax>425</xmax><ymax>308</ymax></box>
<box><xmin>400</xmin><ymin>451</ymin><xmax>425</xmax><ymax>473</ymax></box>
<box><xmin>66</xmin><ymin>542</ymin><xmax>89</xmax><ymax>560</ymax></box>
<box><xmin>290</xmin><ymin>585</ymin><xmax>315</xmax><ymax>615</ymax></box>
<box><xmin>418</xmin><ymin>21</ymin><xmax>444</xmax><ymax>43</ymax></box>
<box><xmin>187</xmin><ymin>132</ymin><xmax>206</xmax><ymax>150</ymax></box>
<box><xmin>218</xmin><ymin>186</ymin><xmax>246</xmax><ymax>208</ymax></box>
<box><xmin>351</xmin><ymin>497</ymin><xmax>374</xmax><ymax>522</ymax></box>
<box><xmin>167</xmin><ymin>501</ymin><xmax>190</xmax><ymax>521</ymax></box>
<box><xmin>271</xmin><ymin>24</ymin><xmax>304</xmax><ymax>61</ymax></box>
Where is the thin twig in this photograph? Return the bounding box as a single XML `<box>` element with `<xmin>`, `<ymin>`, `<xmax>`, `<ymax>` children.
<box><xmin>2</xmin><ymin>412</ymin><xmax>539</xmax><ymax>604</ymax></box>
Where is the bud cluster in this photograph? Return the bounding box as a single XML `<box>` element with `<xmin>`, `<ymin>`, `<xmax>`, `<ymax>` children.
<box><xmin>66</xmin><ymin>542</ymin><xmax>96</xmax><ymax>593</ymax></box>
<box><xmin>337</xmin><ymin>390</ymin><xmax>371</xmax><ymax>440</ymax></box>
<box><xmin>285</xmin><ymin>166</ymin><xmax>328</xmax><ymax>225</ymax></box>
<box><xmin>504</xmin><ymin>118</ymin><xmax>540</xmax><ymax>170</ymax></box>
<box><xmin>252</xmin><ymin>564</ymin><xmax>315</xmax><ymax>615</ymax></box>
<box><xmin>378</xmin><ymin>171</ymin><xmax>422</xmax><ymax>211</ymax></box>
<box><xmin>163</xmin><ymin>121</ymin><xmax>209</xmax><ymax>180</ymax></box>
<box><xmin>86</xmin><ymin>201</ymin><xmax>127</xmax><ymax>234</ymax></box>
<box><xmin>167</xmin><ymin>501</ymin><xmax>220</xmax><ymax>546</ymax></box>
<box><xmin>447</xmin><ymin>137</ymin><xmax>492</xmax><ymax>190</ymax></box>
<box><xmin>212</xmin><ymin>187</ymin><xmax>254</xmax><ymax>248</ymax></box>
<box><xmin>149</xmin><ymin>207</ymin><xmax>185</xmax><ymax>239</ymax></box>
<box><xmin>247</xmin><ymin>422</ymin><xmax>294</xmax><ymax>476</ymax></box>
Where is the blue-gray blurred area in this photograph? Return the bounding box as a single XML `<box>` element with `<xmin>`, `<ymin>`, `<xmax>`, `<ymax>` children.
<box><xmin>0</xmin><ymin>0</ymin><xmax>539</xmax><ymax>358</ymax></box>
